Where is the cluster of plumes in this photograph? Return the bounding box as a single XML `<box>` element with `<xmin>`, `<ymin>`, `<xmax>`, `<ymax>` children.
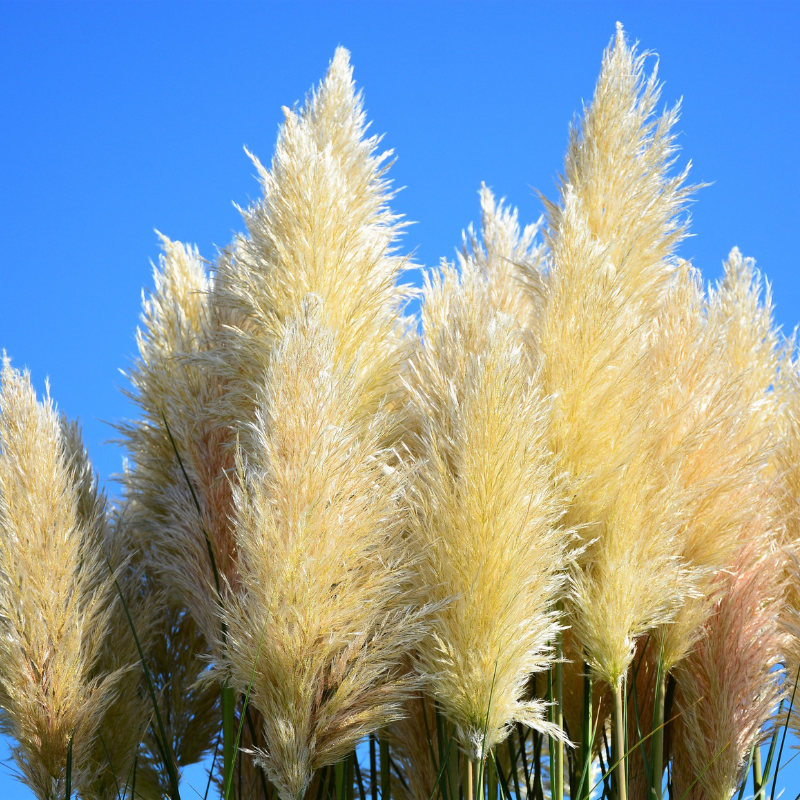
<box><xmin>2</xmin><ymin>23</ymin><xmax>800</xmax><ymax>800</ymax></box>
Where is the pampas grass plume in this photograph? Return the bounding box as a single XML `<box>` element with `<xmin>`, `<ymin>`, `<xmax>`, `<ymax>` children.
<box><xmin>406</xmin><ymin>261</ymin><xmax>566</xmax><ymax>757</ymax></box>
<box><xmin>0</xmin><ymin>360</ymin><xmax>120</xmax><ymax>799</ymax></box>
<box><xmin>219</xmin><ymin>297</ymin><xmax>425</xmax><ymax>800</ymax></box>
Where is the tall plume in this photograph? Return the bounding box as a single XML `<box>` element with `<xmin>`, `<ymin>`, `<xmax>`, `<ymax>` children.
<box><xmin>212</xmin><ymin>46</ymin><xmax>413</xmax><ymax>444</ymax></box>
<box><xmin>0</xmin><ymin>361</ymin><xmax>120</xmax><ymax>799</ymax></box>
<box><xmin>536</xmin><ymin>23</ymin><xmax>695</xmax><ymax>689</ymax></box>
<box><xmin>219</xmin><ymin>298</ymin><xmax>425</xmax><ymax>800</ymax></box>
<box><xmin>121</xmin><ymin>235</ymin><xmax>235</xmax><ymax>652</ymax></box>
<box><xmin>406</xmin><ymin>260</ymin><xmax>565</xmax><ymax>757</ymax></box>
<box><xmin>655</xmin><ymin>251</ymin><xmax>779</xmax><ymax>671</ymax></box>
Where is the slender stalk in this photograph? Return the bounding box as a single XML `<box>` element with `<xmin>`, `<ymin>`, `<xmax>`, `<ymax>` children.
<box><xmin>516</xmin><ymin>724</ymin><xmax>531</xmax><ymax>798</ymax></box>
<box><xmin>65</xmin><ymin>734</ymin><xmax>73</xmax><ymax>800</ymax></box>
<box><xmin>547</xmin><ymin>665</ymin><xmax>555</xmax><ymax>798</ymax></box>
<box><xmin>532</xmin><ymin>731</ymin><xmax>543</xmax><ymax>800</ymax></box>
<box><xmin>354</xmin><ymin>753</ymin><xmax>366</xmax><ymax>800</ymax></box>
<box><xmin>753</xmin><ymin>745</ymin><xmax>763</xmax><ymax>798</ymax></box>
<box><xmin>222</xmin><ymin>685</ymin><xmax>236</xmax><ymax>796</ymax></box>
<box><xmin>554</xmin><ymin>627</ymin><xmax>564</xmax><ymax>800</ymax></box>
<box><xmin>650</xmin><ymin>673</ymin><xmax>666</xmax><ymax>800</ymax></box>
<box><xmin>466</xmin><ymin>759</ymin><xmax>474</xmax><ymax>800</ymax></box>
<box><xmin>580</xmin><ymin>665</ymin><xmax>593</xmax><ymax>800</ymax></box>
<box><xmin>380</xmin><ymin>735</ymin><xmax>391</xmax><ymax>800</ymax></box>
<box><xmin>507</xmin><ymin>738</ymin><xmax>521</xmax><ymax>800</ymax></box>
<box><xmin>487</xmin><ymin>750</ymin><xmax>497</xmax><ymax>800</ymax></box>
<box><xmin>448</xmin><ymin>724</ymin><xmax>460</xmax><ymax>800</ymax></box>
<box><xmin>613</xmin><ymin>680</ymin><xmax>627</xmax><ymax>800</ymax></box>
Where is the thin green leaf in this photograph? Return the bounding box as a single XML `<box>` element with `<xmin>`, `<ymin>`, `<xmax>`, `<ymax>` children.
<box><xmin>98</xmin><ymin>732</ymin><xmax>122</xmax><ymax>800</ymax></box>
<box><xmin>204</xmin><ymin>737</ymin><xmax>220</xmax><ymax>800</ymax></box>
<box><xmin>477</xmin><ymin>660</ymin><xmax>500</xmax><ymax>798</ymax></box>
<box><xmin>677</xmin><ymin>741</ymin><xmax>730</xmax><ymax>800</ymax></box>
<box><xmin>427</xmin><ymin>726</ymin><xmax>457</xmax><ymax>800</ymax></box>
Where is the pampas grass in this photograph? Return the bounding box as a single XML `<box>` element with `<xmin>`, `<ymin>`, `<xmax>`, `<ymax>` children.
<box><xmin>405</xmin><ymin>260</ymin><xmax>565</xmax><ymax>759</ymax></box>
<box><xmin>1</xmin><ymin>24</ymin><xmax>798</xmax><ymax>800</ymax></box>
<box><xmin>219</xmin><ymin>298</ymin><xmax>426</xmax><ymax>800</ymax></box>
<box><xmin>0</xmin><ymin>360</ymin><xmax>120</xmax><ymax>800</ymax></box>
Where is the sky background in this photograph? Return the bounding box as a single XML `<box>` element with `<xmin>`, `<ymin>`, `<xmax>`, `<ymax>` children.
<box><xmin>1</xmin><ymin>1</ymin><xmax>799</xmax><ymax>798</ymax></box>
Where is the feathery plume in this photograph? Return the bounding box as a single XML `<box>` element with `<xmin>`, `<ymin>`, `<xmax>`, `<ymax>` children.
<box><xmin>121</xmin><ymin>235</ymin><xmax>235</xmax><ymax>650</ymax></box>
<box><xmin>460</xmin><ymin>183</ymin><xmax>547</xmax><ymax>334</ymax></box>
<box><xmin>0</xmin><ymin>360</ymin><xmax>119</xmax><ymax>799</ymax></box>
<box><xmin>219</xmin><ymin>298</ymin><xmax>425</xmax><ymax>800</ymax></box>
<box><xmin>406</xmin><ymin>260</ymin><xmax>565</xmax><ymax>757</ymax></box>
<box><xmin>775</xmin><ymin>333</ymin><xmax>800</xmax><ymax>748</ymax></box>
<box><xmin>671</xmin><ymin>539</ymin><xmax>785</xmax><ymax>800</ymax></box>
<box><xmin>55</xmin><ymin>436</ymin><xmax>158</xmax><ymax>800</ymax></box>
<box><xmin>642</xmin><ymin>254</ymin><xmax>779</xmax><ymax>672</ymax></box>
<box><xmin>533</xmin><ymin>23</ymin><xmax>696</xmax><ymax>689</ymax></box>
<box><xmin>212</xmin><ymin>46</ymin><xmax>413</xmax><ymax>444</ymax></box>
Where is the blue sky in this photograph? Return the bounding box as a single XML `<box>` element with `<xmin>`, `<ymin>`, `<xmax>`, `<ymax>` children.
<box><xmin>1</xmin><ymin>1</ymin><xmax>799</xmax><ymax>797</ymax></box>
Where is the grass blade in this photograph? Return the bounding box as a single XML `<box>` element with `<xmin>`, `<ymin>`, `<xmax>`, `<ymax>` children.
<box><xmin>477</xmin><ymin>660</ymin><xmax>500</xmax><ymax>800</ymax></box>
<box><xmin>98</xmin><ymin>732</ymin><xmax>122</xmax><ymax>800</ymax></box>
<box><xmin>677</xmin><ymin>741</ymin><xmax>730</xmax><ymax>800</ymax></box>
<box><xmin>204</xmin><ymin>737</ymin><xmax>220</xmax><ymax>800</ymax></box>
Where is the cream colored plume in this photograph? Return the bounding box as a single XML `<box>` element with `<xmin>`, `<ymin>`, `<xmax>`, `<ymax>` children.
<box><xmin>54</xmin><ymin>429</ymin><xmax>159</xmax><ymax>800</ymax></box>
<box><xmin>219</xmin><ymin>298</ymin><xmax>425</xmax><ymax>800</ymax></box>
<box><xmin>406</xmin><ymin>260</ymin><xmax>566</xmax><ymax>758</ymax></box>
<box><xmin>460</xmin><ymin>183</ymin><xmax>547</xmax><ymax>334</ymax></box>
<box><xmin>212</xmin><ymin>46</ymin><xmax>413</xmax><ymax>443</ymax></box>
<box><xmin>0</xmin><ymin>360</ymin><xmax>120</xmax><ymax>800</ymax></box>
<box><xmin>121</xmin><ymin>235</ymin><xmax>236</xmax><ymax>649</ymax></box>
<box><xmin>535</xmin><ymin>25</ymin><xmax>697</xmax><ymax>688</ymax></box>
<box><xmin>543</xmin><ymin>22</ymin><xmax>694</xmax><ymax>320</ymax></box>
<box><xmin>641</xmin><ymin>253</ymin><xmax>779</xmax><ymax>672</ymax></box>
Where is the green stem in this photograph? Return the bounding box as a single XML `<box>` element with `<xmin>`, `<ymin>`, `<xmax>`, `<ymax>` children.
<box><xmin>613</xmin><ymin>680</ymin><xmax>627</xmax><ymax>800</ymax></box>
<box><xmin>554</xmin><ymin>628</ymin><xmax>564</xmax><ymax>800</ymax></box>
<box><xmin>487</xmin><ymin>750</ymin><xmax>497</xmax><ymax>800</ymax></box>
<box><xmin>448</xmin><ymin>725</ymin><xmax>460</xmax><ymax>800</ymax></box>
<box><xmin>507</xmin><ymin>738</ymin><xmax>521</xmax><ymax>800</ymax></box>
<box><xmin>650</xmin><ymin>673</ymin><xmax>666</xmax><ymax>800</ymax></box>
<box><xmin>466</xmin><ymin>759</ymin><xmax>474</xmax><ymax>800</ymax></box>
<box><xmin>753</xmin><ymin>745</ymin><xmax>763</xmax><ymax>798</ymax></box>
<box><xmin>336</xmin><ymin>760</ymin><xmax>346</xmax><ymax>800</ymax></box>
<box><xmin>580</xmin><ymin>665</ymin><xmax>592</xmax><ymax>800</ymax></box>
<box><xmin>547</xmin><ymin>666</ymin><xmax>555</xmax><ymax>798</ymax></box>
<box><xmin>346</xmin><ymin>753</ymin><xmax>355</xmax><ymax>800</ymax></box>
<box><xmin>222</xmin><ymin>685</ymin><xmax>236</xmax><ymax>796</ymax></box>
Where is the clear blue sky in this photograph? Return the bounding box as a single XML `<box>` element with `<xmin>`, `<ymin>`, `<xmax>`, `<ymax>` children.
<box><xmin>1</xmin><ymin>2</ymin><xmax>799</xmax><ymax>798</ymax></box>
